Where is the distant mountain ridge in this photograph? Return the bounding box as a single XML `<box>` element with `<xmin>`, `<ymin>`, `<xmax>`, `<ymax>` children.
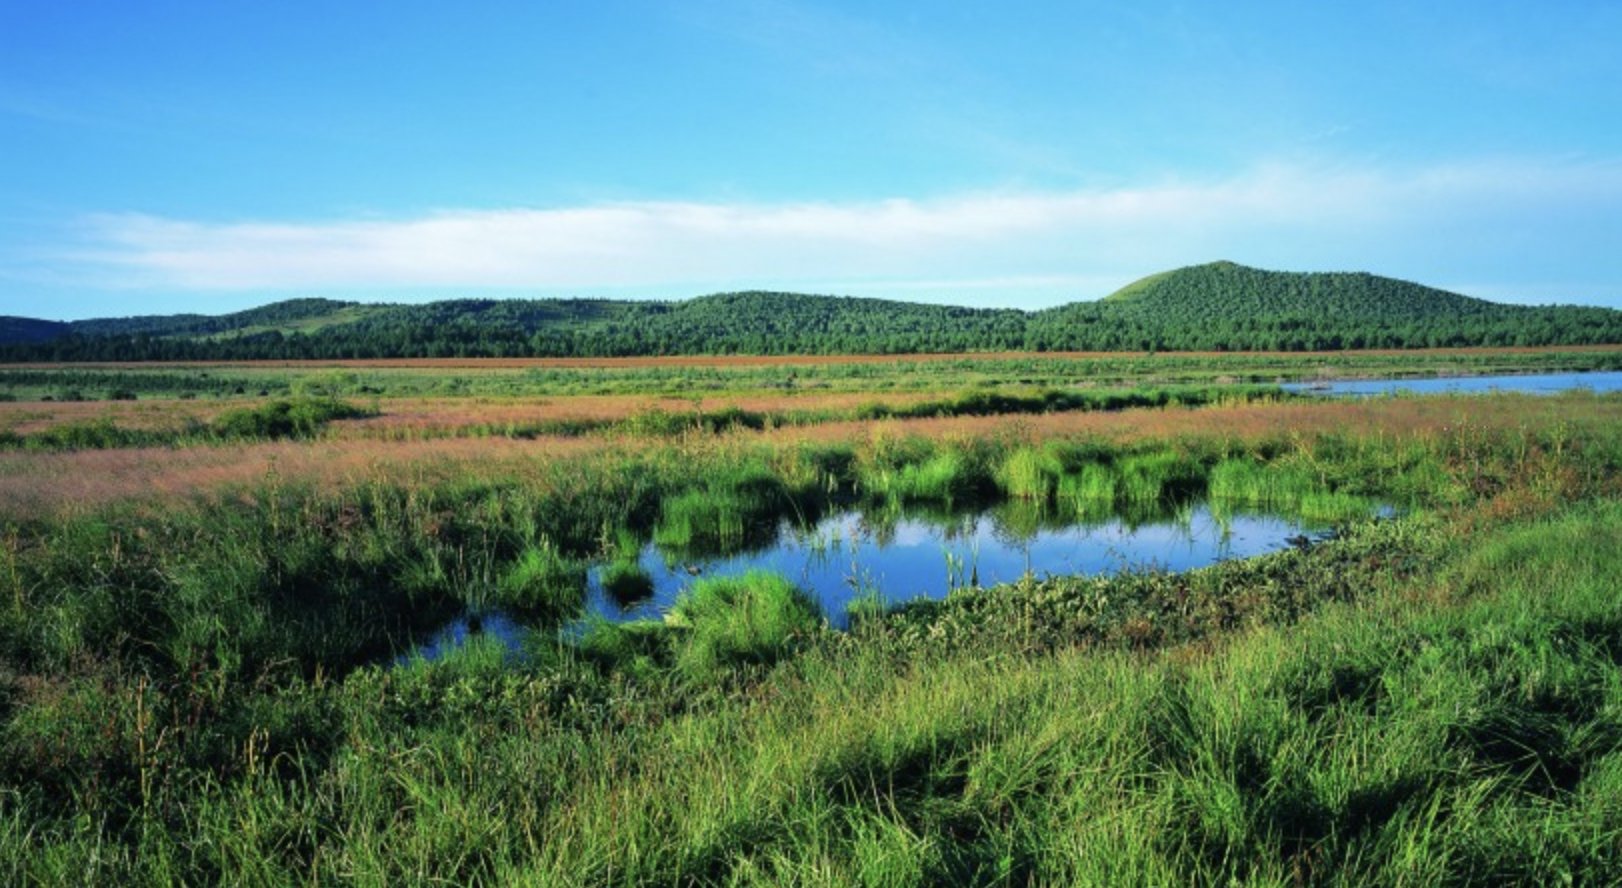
<box><xmin>4</xmin><ymin>262</ymin><xmax>1619</xmax><ymax>359</ymax></box>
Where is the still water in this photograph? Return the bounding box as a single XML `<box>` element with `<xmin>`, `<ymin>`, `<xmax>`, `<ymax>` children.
<box><xmin>404</xmin><ymin>503</ymin><xmax>1345</xmax><ymax>660</ymax></box>
<box><xmin>1284</xmin><ymin>370</ymin><xmax>1622</xmax><ymax>397</ymax></box>
<box><xmin>583</xmin><ymin>503</ymin><xmax>1336</xmax><ymax>630</ymax></box>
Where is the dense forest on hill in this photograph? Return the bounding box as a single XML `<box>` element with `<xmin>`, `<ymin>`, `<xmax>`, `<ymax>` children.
<box><xmin>0</xmin><ymin>317</ymin><xmax>69</xmax><ymax>345</ymax></box>
<box><xmin>1028</xmin><ymin>262</ymin><xmax>1622</xmax><ymax>351</ymax></box>
<box><xmin>5</xmin><ymin>263</ymin><xmax>1620</xmax><ymax>359</ymax></box>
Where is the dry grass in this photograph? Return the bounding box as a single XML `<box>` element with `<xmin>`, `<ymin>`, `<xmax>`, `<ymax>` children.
<box><xmin>0</xmin><ymin>435</ymin><xmax>603</xmax><ymax>518</ymax></box>
<box><xmin>0</xmin><ymin>399</ymin><xmax>243</xmax><ymax>434</ymax></box>
<box><xmin>774</xmin><ymin>393</ymin><xmax>1622</xmax><ymax>475</ymax></box>
<box><xmin>0</xmin><ymin>392</ymin><xmax>948</xmax><ymax>441</ymax></box>
<box><xmin>339</xmin><ymin>391</ymin><xmax>943</xmax><ymax>438</ymax></box>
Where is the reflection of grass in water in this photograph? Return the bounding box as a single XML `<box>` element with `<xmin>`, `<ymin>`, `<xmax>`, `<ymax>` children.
<box><xmin>940</xmin><ymin>527</ymin><xmax>985</xmax><ymax>591</ymax></box>
<box><xmin>1172</xmin><ymin>499</ymin><xmax>1197</xmax><ymax>533</ymax></box>
<box><xmin>597</xmin><ymin>527</ymin><xmax>655</xmax><ymax>604</ymax></box>
<box><xmin>798</xmin><ymin>516</ymin><xmax>866</xmax><ymax>573</ymax></box>
<box><xmin>988</xmin><ymin>499</ymin><xmax>1046</xmax><ymax>542</ymax></box>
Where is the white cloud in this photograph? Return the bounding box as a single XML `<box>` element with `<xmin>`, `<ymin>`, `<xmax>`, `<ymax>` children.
<box><xmin>59</xmin><ymin>157</ymin><xmax>1622</xmax><ymax>306</ymax></box>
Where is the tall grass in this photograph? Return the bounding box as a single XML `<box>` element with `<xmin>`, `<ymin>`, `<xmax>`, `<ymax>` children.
<box><xmin>651</xmin><ymin>469</ymin><xmax>789</xmax><ymax>557</ymax></box>
<box><xmin>509</xmin><ymin>504</ymin><xmax>1622</xmax><ymax>883</ymax></box>
<box><xmin>1208</xmin><ymin>456</ymin><xmax>1381</xmax><ymax>523</ymax></box>
<box><xmin>994</xmin><ymin>445</ymin><xmax>1064</xmax><ymax>501</ymax></box>
<box><xmin>496</xmin><ymin>537</ymin><xmax>586</xmax><ymax>617</ymax></box>
<box><xmin>0</xmin><ymin>396</ymin><xmax>373</xmax><ymax>452</ymax></box>
<box><xmin>857</xmin><ymin>441</ymin><xmax>993</xmax><ymax>507</ymax></box>
<box><xmin>664</xmin><ymin>571</ymin><xmax>823</xmax><ymax>683</ymax></box>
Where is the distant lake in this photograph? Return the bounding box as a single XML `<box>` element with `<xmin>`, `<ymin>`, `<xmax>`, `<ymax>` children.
<box><xmin>1284</xmin><ymin>370</ymin><xmax>1622</xmax><ymax>397</ymax></box>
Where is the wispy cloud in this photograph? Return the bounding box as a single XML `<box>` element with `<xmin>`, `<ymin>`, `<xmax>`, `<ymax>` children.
<box><xmin>55</xmin><ymin>158</ymin><xmax>1622</xmax><ymax>306</ymax></box>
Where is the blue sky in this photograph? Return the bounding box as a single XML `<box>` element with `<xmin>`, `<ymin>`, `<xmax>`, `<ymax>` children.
<box><xmin>3</xmin><ymin>0</ymin><xmax>1620</xmax><ymax>320</ymax></box>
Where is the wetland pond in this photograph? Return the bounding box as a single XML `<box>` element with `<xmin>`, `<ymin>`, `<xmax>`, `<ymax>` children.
<box><xmin>1284</xmin><ymin>370</ymin><xmax>1622</xmax><ymax>397</ymax></box>
<box><xmin>405</xmin><ymin>500</ymin><xmax>1372</xmax><ymax>661</ymax></box>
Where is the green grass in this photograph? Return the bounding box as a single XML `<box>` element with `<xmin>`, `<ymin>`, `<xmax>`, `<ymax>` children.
<box><xmin>1208</xmin><ymin>456</ymin><xmax>1382</xmax><ymax>524</ymax></box>
<box><xmin>210</xmin><ymin>397</ymin><xmax>373</xmax><ymax>439</ymax></box>
<box><xmin>859</xmin><ymin>445</ymin><xmax>993</xmax><ymax>507</ymax></box>
<box><xmin>506</xmin><ymin>504</ymin><xmax>1622</xmax><ymax>884</ymax></box>
<box><xmin>495</xmin><ymin>538</ymin><xmax>586</xmax><ymax>617</ymax></box>
<box><xmin>665</xmin><ymin>571</ymin><xmax>824</xmax><ymax>684</ymax></box>
<box><xmin>651</xmin><ymin>469</ymin><xmax>790</xmax><ymax>558</ymax></box>
<box><xmin>994</xmin><ymin>445</ymin><xmax>1064</xmax><ymax>501</ymax></box>
<box><xmin>0</xmin><ymin>396</ymin><xmax>374</xmax><ymax>452</ymax></box>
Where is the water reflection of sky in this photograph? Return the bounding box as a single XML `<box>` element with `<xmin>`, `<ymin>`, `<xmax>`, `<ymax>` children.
<box><xmin>1284</xmin><ymin>370</ymin><xmax>1622</xmax><ymax>397</ymax></box>
<box><xmin>584</xmin><ymin>505</ymin><xmax>1323</xmax><ymax>629</ymax></box>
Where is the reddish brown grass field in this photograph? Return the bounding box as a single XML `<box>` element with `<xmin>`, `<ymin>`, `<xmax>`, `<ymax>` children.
<box><xmin>0</xmin><ymin>399</ymin><xmax>229</xmax><ymax>434</ymax></box>
<box><xmin>5</xmin><ymin>393</ymin><xmax>1615</xmax><ymax>518</ymax></box>
<box><xmin>0</xmin><ymin>436</ymin><xmax>605</xmax><ymax>518</ymax></box>
<box><xmin>0</xmin><ymin>391</ymin><xmax>950</xmax><ymax>439</ymax></box>
<box><xmin>341</xmin><ymin>391</ymin><xmax>941</xmax><ymax>437</ymax></box>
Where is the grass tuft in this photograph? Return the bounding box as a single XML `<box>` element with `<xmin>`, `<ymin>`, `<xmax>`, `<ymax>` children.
<box><xmin>666</xmin><ymin>571</ymin><xmax>823</xmax><ymax>683</ymax></box>
<box><xmin>495</xmin><ymin>538</ymin><xmax>586</xmax><ymax>617</ymax></box>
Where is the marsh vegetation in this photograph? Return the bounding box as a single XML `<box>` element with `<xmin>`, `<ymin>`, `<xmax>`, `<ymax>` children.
<box><xmin>0</xmin><ymin>355</ymin><xmax>1619</xmax><ymax>884</ymax></box>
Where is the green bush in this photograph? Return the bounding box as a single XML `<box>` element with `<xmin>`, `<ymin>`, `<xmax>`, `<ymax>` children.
<box><xmin>211</xmin><ymin>398</ymin><xmax>371</xmax><ymax>440</ymax></box>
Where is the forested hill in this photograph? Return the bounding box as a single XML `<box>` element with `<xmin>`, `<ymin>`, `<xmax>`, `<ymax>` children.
<box><xmin>1024</xmin><ymin>261</ymin><xmax>1622</xmax><ymax>351</ymax></box>
<box><xmin>5</xmin><ymin>263</ymin><xmax>1621</xmax><ymax>359</ymax></box>
<box><xmin>1104</xmin><ymin>261</ymin><xmax>1489</xmax><ymax>316</ymax></box>
<box><xmin>0</xmin><ymin>317</ymin><xmax>69</xmax><ymax>345</ymax></box>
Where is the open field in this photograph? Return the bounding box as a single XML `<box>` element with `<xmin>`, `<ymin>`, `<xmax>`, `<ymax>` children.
<box><xmin>1</xmin><ymin>352</ymin><xmax>1621</xmax><ymax>884</ymax></box>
